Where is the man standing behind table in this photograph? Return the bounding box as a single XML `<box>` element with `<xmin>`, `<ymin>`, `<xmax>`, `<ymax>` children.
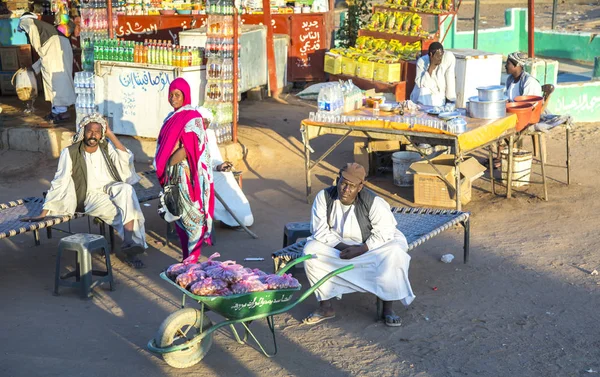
<box><xmin>21</xmin><ymin>113</ymin><xmax>147</xmax><ymax>268</ymax></box>
<box><xmin>302</xmin><ymin>163</ymin><xmax>415</xmax><ymax>327</ymax></box>
<box><xmin>18</xmin><ymin>12</ymin><xmax>76</xmax><ymax>124</ymax></box>
<box><xmin>410</xmin><ymin>42</ymin><xmax>456</xmax><ymax>107</ymax></box>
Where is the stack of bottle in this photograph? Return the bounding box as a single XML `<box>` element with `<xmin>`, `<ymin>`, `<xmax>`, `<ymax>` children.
<box><xmin>317</xmin><ymin>80</ymin><xmax>364</xmax><ymax>116</ymax></box>
<box><xmin>204</xmin><ymin>0</ymin><xmax>241</xmax><ymax>144</ymax></box>
<box><xmin>79</xmin><ymin>0</ymin><xmax>118</xmax><ymax>71</ymax></box>
<box><xmin>93</xmin><ymin>39</ymin><xmax>204</xmax><ymax>66</ymax></box>
<box><xmin>74</xmin><ymin>71</ymin><xmax>97</xmax><ymax>126</ymax></box>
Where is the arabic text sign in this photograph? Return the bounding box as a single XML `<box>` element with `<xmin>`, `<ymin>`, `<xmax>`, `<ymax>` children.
<box><xmin>295</xmin><ymin>20</ymin><xmax>322</xmax><ymax>69</ymax></box>
<box><xmin>118</xmin><ymin>70</ymin><xmax>172</xmax><ymax>92</ymax></box>
<box><xmin>230</xmin><ymin>294</ymin><xmax>294</xmax><ymax>312</ymax></box>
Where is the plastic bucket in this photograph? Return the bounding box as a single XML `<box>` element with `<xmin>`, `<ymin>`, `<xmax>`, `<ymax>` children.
<box><xmin>501</xmin><ymin>149</ymin><xmax>533</xmax><ymax>187</ymax></box>
<box><xmin>392</xmin><ymin>151</ymin><xmax>421</xmax><ymax>187</ymax></box>
<box><xmin>506</xmin><ymin>102</ymin><xmax>533</xmax><ymax>132</ymax></box>
<box><xmin>515</xmin><ymin>95</ymin><xmax>544</xmax><ymax>123</ymax></box>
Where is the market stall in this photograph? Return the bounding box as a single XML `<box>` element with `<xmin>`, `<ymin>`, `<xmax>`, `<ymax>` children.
<box><xmin>300</xmin><ymin>107</ymin><xmax>518</xmax><ymax>210</ymax></box>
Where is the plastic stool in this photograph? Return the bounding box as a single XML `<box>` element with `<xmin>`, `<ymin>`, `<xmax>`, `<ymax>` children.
<box><xmin>54</xmin><ymin>233</ymin><xmax>114</xmax><ymax>299</ymax></box>
<box><xmin>283</xmin><ymin>222</ymin><xmax>311</xmax><ymax>247</ymax></box>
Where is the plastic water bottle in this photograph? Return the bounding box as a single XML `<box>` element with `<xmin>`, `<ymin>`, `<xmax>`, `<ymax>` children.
<box><xmin>317</xmin><ymin>87</ymin><xmax>326</xmax><ymax>111</ymax></box>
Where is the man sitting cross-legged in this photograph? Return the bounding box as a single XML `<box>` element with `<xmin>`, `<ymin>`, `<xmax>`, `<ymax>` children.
<box><xmin>21</xmin><ymin>113</ymin><xmax>147</xmax><ymax>268</ymax></box>
<box><xmin>303</xmin><ymin>162</ymin><xmax>415</xmax><ymax>327</ymax></box>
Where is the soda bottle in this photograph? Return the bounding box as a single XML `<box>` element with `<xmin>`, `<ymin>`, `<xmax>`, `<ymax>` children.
<box><xmin>143</xmin><ymin>45</ymin><xmax>148</xmax><ymax>63</ymax></box>
<box><xmin>186</xmin><ymin>47</ymin><xmax>192</xmax><ymax>67</ymax></box>
<box><xmin>167</xmin><ymin>46</ymin><xmax>173</xmax><ymax>66</ymax></box>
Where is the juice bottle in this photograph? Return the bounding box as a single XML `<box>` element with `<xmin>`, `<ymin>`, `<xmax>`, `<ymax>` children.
<box><xmin>186</xmin><ymin>47</ymin><xmax>192</xmax><ymax>67</ymax></box>
<box><xmin>173</xmin><ymin>47</ymin><xmax>180</xmax><ymax>67</ymax></box>
<box><xmin>167</xmin><ymin>46</ymin><xmax>173</xmax><ymax>66</ymax></box>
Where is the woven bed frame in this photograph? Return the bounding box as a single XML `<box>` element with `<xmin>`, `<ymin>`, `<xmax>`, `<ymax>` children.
<box><xmin>272</xmin><ymin>207</ymin><xmax>471</xmax><ymax>272</ymax></box>
<box><xmin>0</xmin><ymin>171</ymin><xmax>161</xmax><ymax>246</ymax></box>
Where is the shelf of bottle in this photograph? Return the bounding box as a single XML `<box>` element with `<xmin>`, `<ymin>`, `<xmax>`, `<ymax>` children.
<box><xmin>94</xmin><ymin>60</ymin><xmax>207</xmax><ymax>71</ymax></box>
<box><xmin>372</xmin><ymin>4</ymin><xmax>456</xmax><ymax>17</ymax></box>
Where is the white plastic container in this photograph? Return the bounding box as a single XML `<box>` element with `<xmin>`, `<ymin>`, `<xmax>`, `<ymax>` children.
<box><xmin>501</xmin><ymin>149</ymin><xmax>533</xmax><ymax>187</ymax></box>
<box><xmin>392</xmin><ymin>151</ymin><xmax>421</xmax><ymax>187</ymax></box>
<box><xmin>450</xmin><ymin>49</ymin><xmax>503</xmax><ymax>109</ymax></box>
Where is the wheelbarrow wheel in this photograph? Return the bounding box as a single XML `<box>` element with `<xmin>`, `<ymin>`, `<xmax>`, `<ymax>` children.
<box><xmin>155</xmin><ymin>308</ymin><xmax>213</xmax><ymax>369</ymax></box>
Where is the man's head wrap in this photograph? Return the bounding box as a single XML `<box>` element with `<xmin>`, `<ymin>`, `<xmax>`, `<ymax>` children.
<box><xmin>72</xmin><ymin>112</ymin><xmax>108</xmax><ymax>144</ymax></box>
<box><xmin>507</xmin><ymin>52</ymin><xmax>528</xmax><ymax>67</ymax></box>
<box><xmin>18</xmin><ymin>12</ymin><xmax>38</xmax><ymax>33</ymax></box>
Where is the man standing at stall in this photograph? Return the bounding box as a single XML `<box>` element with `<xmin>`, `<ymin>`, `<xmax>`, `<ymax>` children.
<box><xmin>302</xmin><ymin>163</ymin><xmax>415</xmax><ymax>327</ymax></box>
<box><xmin>18</xmin><ymin>12</ymin><xmax>75</xmax><ymax>124</ymax></box>
<box><xmin>410</xmin><ymin>42</ymin><xmax>456</xmax><ymax>107</ymax></box>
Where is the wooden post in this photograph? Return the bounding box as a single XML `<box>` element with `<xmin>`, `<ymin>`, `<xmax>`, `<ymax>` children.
<box><xmin>233</xmin><ymin>7</ymin><xmax>239</xmax><ymax>143</ymax></box>
<box><xmin>551</xmin><ymin>0</ymin><xmax>558</xmax><ymax>30</ymax></box>
<box><xmin>262</xmin><ymin>0</ymin><xmax>278</xmax><ymax>96</ymax></box>
<box><xmin>473</xmin><ymin>0</ymin><xmax>480</xmax><ymax>49</ymax></box>
<box><xmin>107</xmin><ymin>0</ymin><xmax>114</xmax><ymax>39</ymax></box>
<box><xmin>528</xmin><ymin>0</ymin><xmax>534</xmax><ymax>57</ymax></box>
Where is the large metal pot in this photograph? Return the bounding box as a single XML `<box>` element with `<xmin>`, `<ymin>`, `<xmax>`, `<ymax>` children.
<box><xmin>468</xmin><ymin>96</ymin><xmax>507</xmax><ymax>119</ymax></box>
<box><xmin>477</xmin><ymin>85</ymin><xmax>506</xmax><ymax>102</ymax></box>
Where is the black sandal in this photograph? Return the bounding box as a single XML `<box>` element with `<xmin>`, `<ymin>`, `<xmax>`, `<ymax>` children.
<box><xmin>52</xmin><ymin>112</ymin><xmax>71</xmax><ymax>124</ymax></box>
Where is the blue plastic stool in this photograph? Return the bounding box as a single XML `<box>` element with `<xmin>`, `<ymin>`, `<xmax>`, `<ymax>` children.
<box><xmin>54</xmin><ymin>233</ymin><xmax>114</xmax><ymax>299</ymax></box>
<box><xmin>282</xmin><ymin>222</ymin><xmax>311</xmax><ymax>247</ymax></box>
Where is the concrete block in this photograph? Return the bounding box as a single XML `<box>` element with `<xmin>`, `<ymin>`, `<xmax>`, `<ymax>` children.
<box><xmin>120</xmin><ymin>136</ymin><xmax>157</xmax><ymax>164</ymax></box>
<box><xmin>59</xmin><ymin>129</ymin><xmax>76</xmax><ymax>151</ymax></box>
<box><xmin>247</xmin><ymin>87</ymin><xmax>266</xmax><ymax>101</ymax></box>
<box><xmin>7</xmin><ymin>127</ymin><xmax>39</xmax><ymax>152</ymax></box>
<box><xmin>219</xmin><ymin>141</ymin><xmax>245</xmax><ymax>168</ymax></box>
<box><xmin>544</xmin><ymin>59</ymin><xmax>559</xmax><ymax>86</ymax></box>
<box><xmin>0</xmin><ymin>127</ymin><xmax>8</xmax><ymax>150</ymax></box>
<box><xmin>37</xmin><ymin>129</ymin><xmax>61</xmax><ymax>158</ymax></box>
<box><xmin>525</xmin><ymin>58</ymin><xmax>546</xmax><ymax>85</ymax></box>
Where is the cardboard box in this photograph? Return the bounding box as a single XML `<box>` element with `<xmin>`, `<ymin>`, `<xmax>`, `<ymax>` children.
<box><xmin>324</xmin><ymin>52</ymin><xmax>342</xmax><ymax>75</ymax></box>
<box><xmin>0</xmin><ymin>45</ymin><xmax>32</xmax><ymax>71</ymax></box>
<box><xmin>410</xmin><ymin>155</ymin><xmax>486</xmax><ymax>208</ymax></box>
<box><xmin>0</xmin><ymin>71</ymin><xmax>17</xmax><ymax>95</ymax></box>
<box><xmin>341</xmin><ymin>56</ymin><xmax>357</xmax><ymax>76</ymax></box>
<box><xmin>356</xmin><ymin>61</ymin><xmax>374</xmax><ymax>80</ymax></box>
<box><xmin>373</xmin><ymin>62</ymin><xmax>402</xmax><ymax>83</ymax></box>
<box><xmin>354</xmin><ymin>140</ymin><xmax>402</xmax><ymax>176</ymax></box>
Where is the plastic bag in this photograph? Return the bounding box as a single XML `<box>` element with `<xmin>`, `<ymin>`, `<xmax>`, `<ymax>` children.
<box><xmin>260</xmin><ymin>273</ymin><xmax>300</xmax><ymax>290</ymax></box>
<box><xmin>200</xmin><ymin>252</ymin><xmax>222</xmax><ymax>270</ymax></box>
<box><xmin>176</xmin><ymin>269</ymin><xmax>206</xmax><ymax>288</ymax></box>
<box><xmin>231</xmin><ymin>275</ymin><xmax>268</xmax><ymax>294</ymax></box>
<box><xmin>166</xmin><ymin>263</ymin><xmax>189</xmax><ymax>279</ymax></box>
<box><xmin>206</xmin><ymin>260</ymin><xmax>245</xmax><ymax>283</ymax></box>
<box><xmin>189</xmin><ymin>277</ymin><xmax>230</xmax><ymax>296</ymax></box>
<box><xmin>12</xmin><ymin>68</ymin><xmax>37</xmax><ymax>102</ymax></box>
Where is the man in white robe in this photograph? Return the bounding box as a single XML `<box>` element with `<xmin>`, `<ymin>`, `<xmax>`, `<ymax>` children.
<box><xmin>18</xmin><ymin>13</ymin><xmax>76</xmax><ymax>124</ymax></box>
<box><xmin>303</xmin><ymin>163</ymin><xmax>415</xmax><ymax>327</ymax></box>
<box><xmin>21</xmin><ymin>113</ymin><xmax>147</xmax><ymax>268</ymax></box>
<box><xmin>205</xmin><ymin>128</ymin><xmax>254</xmax><ymax>228</ymax></box>
<box><xmin>410</xmin><ymin>42</ymin><xmax>456</xmax><ymax>107</ymax></box>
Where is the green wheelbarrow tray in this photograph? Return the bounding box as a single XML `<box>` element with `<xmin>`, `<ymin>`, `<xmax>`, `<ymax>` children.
<box><xmin>148</xmin><ymin>255</ymin><xmax>353</xmax><ymax>359</ymax></box>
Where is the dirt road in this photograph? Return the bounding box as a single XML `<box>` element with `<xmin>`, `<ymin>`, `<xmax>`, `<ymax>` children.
<box><xmin>1</xmin><ymin>97</ymin><xmax>599</xmax><ymax>376</ymax></box>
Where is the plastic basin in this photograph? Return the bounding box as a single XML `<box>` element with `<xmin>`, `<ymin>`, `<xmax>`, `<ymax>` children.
<box><xmin>506</xmin><ymin>102</ymin><xmax>533</xmax><ymax>132</ymax></box>
<box><xmin>514</xmin><ymin>95</ymin><xmax>543</xmax><ymax>123</ymax></box>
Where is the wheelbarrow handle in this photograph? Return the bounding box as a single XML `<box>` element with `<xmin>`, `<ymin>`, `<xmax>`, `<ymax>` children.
<box><xmin>276</xmin><ymin>254</ymin><xmax>315</xmax><ymax>276</ymax></box>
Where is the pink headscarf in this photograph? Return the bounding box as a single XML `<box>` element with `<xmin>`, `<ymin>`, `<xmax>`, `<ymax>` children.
<box><xmin>155</xmin><ymin>78</ymin><xmax>206</xmax><ymax>202</ymax></box>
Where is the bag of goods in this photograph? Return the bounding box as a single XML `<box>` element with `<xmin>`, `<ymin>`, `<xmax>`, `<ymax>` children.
<box><xmin>176</xmin><ymin>268</ymin><xmax>206</xmax><ymax>289</ymax></box>
<box><xmin>442</xmin><ymin>0</ymin><xmax>451</xmax><ymax>10</ymax></box>
<box><xmin>199</xmin><ymin>252</ymin><xmax>222</xmax><ymax>270</ymax></box>
<box><xmin>260</xmin><ymin>273</ymin><xmax>300</xmax><ymax>290</ymax></box>
<box><xmin>231</xmin><ymin>275</ymin><xmax>268</xmax><ymax>294</ymax></box>
<box><xmin>190</xmin><ymin>277</ymin><xmax>231</xmax><ymax>296</ymax></box>
<box><xmin>245</xmin><ymin>268</ymin><xmax>268</xmax><ymax>277</ymax></box>
<box><xmin>410</xmin><ymin>14</ymin><xmax>422</xmax><ymax>33</ymax></box>
<box><xmin>205</xmin><ymin>260</ymin><xmax>245</xmax><ymax>283</ymax></box>
<box><xmin>12</xmin><ymin>68</ymin><xmax>38</xmax><ymax>102</ymax></box>
<box><xmin>401</xmin><ymin>13</ymin><xmax>412</xmax><ymax>31</ymax></box>
<box><xmin>385</xmin><ymin>13</ymin><xmax>396</xmax><ymax>29</ymax></box>
<box><xmin>166</xmin><ymin>263</ymin><xmax>189</xmax><ymax>279</ymax></box>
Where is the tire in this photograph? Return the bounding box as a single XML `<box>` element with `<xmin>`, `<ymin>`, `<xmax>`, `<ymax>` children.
<box><xmin>155</xmin><ymin>308</ymin><xmax>213</xmax><ymax>369</ymax></box>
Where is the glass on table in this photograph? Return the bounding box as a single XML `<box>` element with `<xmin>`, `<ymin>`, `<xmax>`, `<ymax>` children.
<box><xmin>309</xmin><ymin>112</ymin><xmax>315</xmax><ymax>121</ymax></box>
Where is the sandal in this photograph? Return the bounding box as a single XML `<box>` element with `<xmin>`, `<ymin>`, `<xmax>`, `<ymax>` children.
<box><xmin>383</xmin><ymin>313</ymin><xmax>402</xmax><ymax>327</ymax></box>
<box><xmin>303</xmin><ymin>311</ymin><xmax>336</xmax><ymax>325</ymax></box>
<box><xmin>122</xmin><ymin>255</ymin><xmax>145</xmax><ymax>269</ymax></box>
<box><xmin>52</xmin><ymin>112</ymin><xmax>71</xmax><ymax>124</ymax></box>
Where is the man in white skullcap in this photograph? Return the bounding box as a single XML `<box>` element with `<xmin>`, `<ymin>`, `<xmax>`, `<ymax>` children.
<box><xmin>505</xmin><ymin>51</ymin><xmax>542</xmax><ymax>102</ymax></box>
<box><xmin>22</xmin><ymin>113</ymin><xmax>147</xmax><ymax>268</ymax></box>
<box><xmin>18</xmin><ymin>12</ymin><xmax>76</xmax><ymax>124</ymax></box>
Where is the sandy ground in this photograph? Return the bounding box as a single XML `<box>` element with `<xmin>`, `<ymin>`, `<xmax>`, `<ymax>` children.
<box><xmin>456</xmin><ymin>0</ymin><xmax>600</xmax><ymax>32</ymax></box>
<box><xmin>1</xmin><ymin>95</ymin><xmax>600</xmax><ymax>377</ymax></box>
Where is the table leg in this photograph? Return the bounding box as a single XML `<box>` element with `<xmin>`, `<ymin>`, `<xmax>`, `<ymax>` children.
<box><xmin>455</xmin><ymin>159</ymin><xmax>462</xmax><ymax>211</ymax></box>
<box><xmin>488</xmin><ymin>145</ymin><xmax>496</xmax><ymax>195</ymax></box>
<box><xmin>540</xmin><ymin>133</ymin><xmax>549</xmax><ymax>201</ymax></box>
<box><xmin>506</xmin><ymin>135</ymin><xmax>514</xmax><ymax>198</ymax></box>
<box><xmin>566</xmin><ymin>127</ymin><xmax>571</xmax><ymax>185</ymax></box>
<box><xmin>303</xmin><ymin>130</ymin><xmax>312</xmax><ymax>204</ymax></box>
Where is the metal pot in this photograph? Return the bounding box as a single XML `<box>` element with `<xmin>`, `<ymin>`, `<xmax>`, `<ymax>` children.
<box><xmin>468</xmin><ymin>96</ymin><xmax>507</xmax><ymax>119</ymax></box>
<box><xmin>477</xmin><ymin>85</ymin><xmax>506</xmax><ymax>102</ymax></box>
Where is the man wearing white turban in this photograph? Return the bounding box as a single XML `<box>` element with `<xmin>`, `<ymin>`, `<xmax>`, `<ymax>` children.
<box><xmin>18</xmin><ymin>12</ymin><xmax>76</xmax><ymax>124</ymax></box>
<box><xmin>22</xmin><ymin>113</ymin><xmax>147</xmax><ymax>268</ymax></box>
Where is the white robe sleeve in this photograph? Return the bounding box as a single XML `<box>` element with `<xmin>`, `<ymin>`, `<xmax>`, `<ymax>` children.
<box><xmin>310</xmin><ymin>190</ymin><xmax>342</xmax><ymax>247</ymax></box>
<box><xmin>43</xmin><ymin>148</ymin><xmax>77</xmax><ymax>215</ymax></box>
<box><xmin>106</xmin><ymin>141</ymin><xmax>140</xmax><ymax>185</ymax></box>
<box><xmin>413</xmin><ymin>56</ymin><xmax>435</xmax><ymax>90</ymax></box>
<box><xmin>364</xmin><ymin>197</ymin><xmax>398</xmax><ymax>251</ymax></box>
<box><xmin>443</xmin><ymin>51</ymin><xmax>457</xmax><ymax>101</ymax></box>
<box><xmin>206</xmin><ymin>128</ymin><xmax>224</xmax><ymax>169</ymax></box>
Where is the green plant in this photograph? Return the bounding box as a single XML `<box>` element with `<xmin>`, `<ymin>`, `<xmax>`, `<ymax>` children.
<box><xmin>337</xmin><ymin>0</ymin><xmax>372</xmax><ymax>48</ymax></box>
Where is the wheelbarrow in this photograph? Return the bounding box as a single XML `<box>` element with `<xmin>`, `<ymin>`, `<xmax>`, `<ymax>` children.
<box><xmin>147</xmin><ymin>255</ymin><xmax>353</xmax><ymax>369</ymax></box>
